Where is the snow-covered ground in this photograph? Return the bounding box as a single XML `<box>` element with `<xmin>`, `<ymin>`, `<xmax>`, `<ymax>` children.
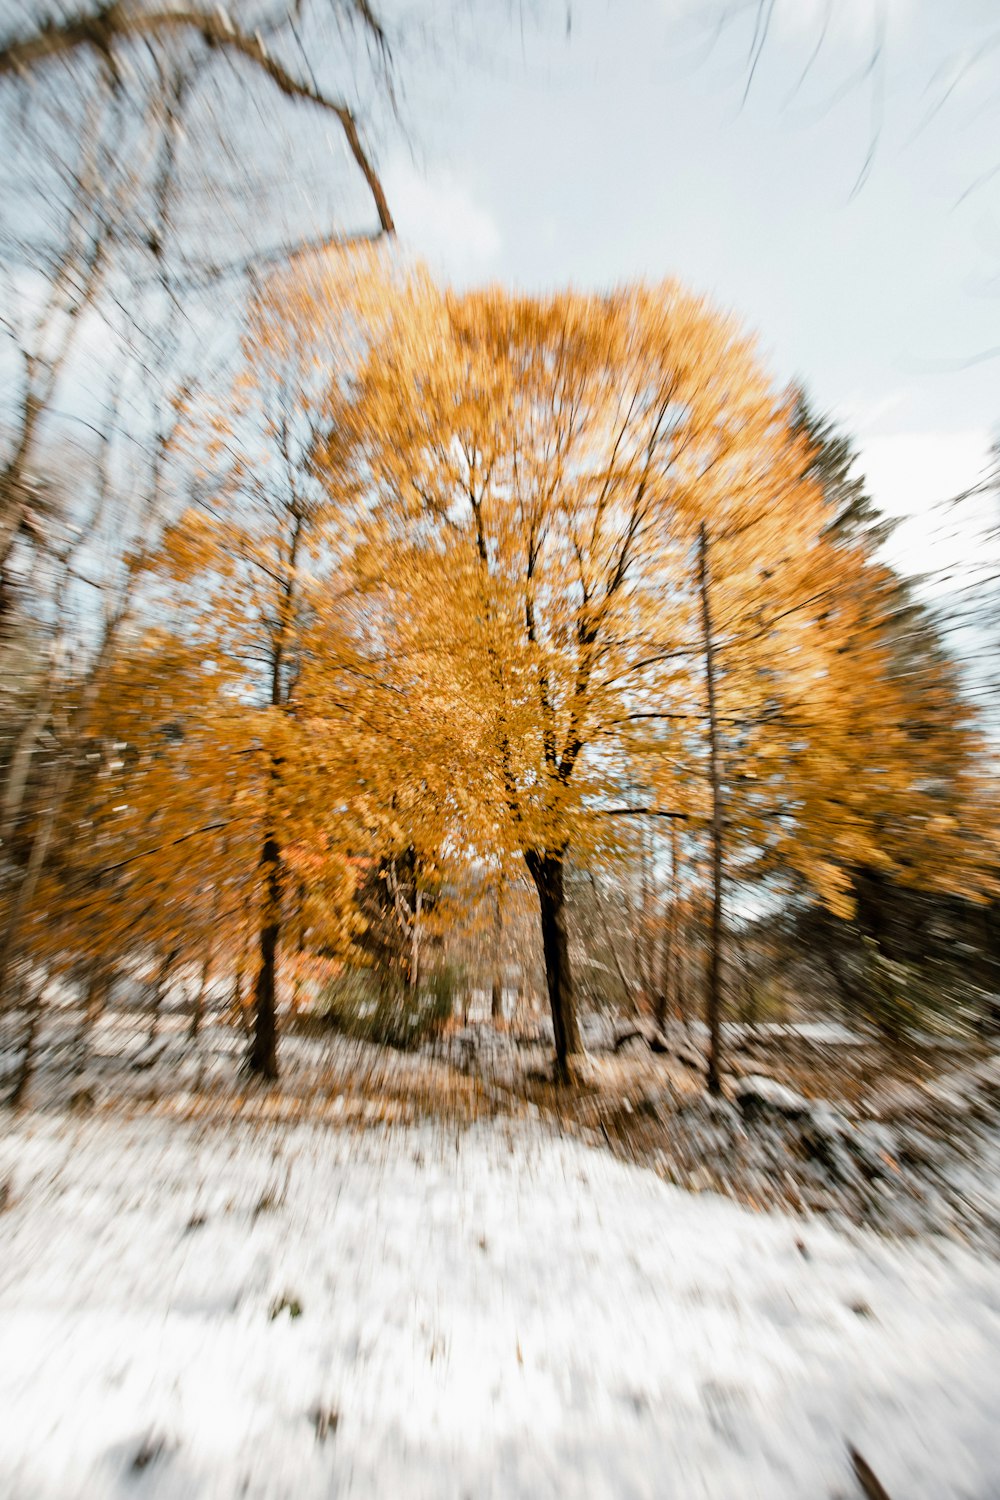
<box><xmin>2</xmin><ymin>1112</ymin><xmax>999</xmax><ymax>1498</ymax></box>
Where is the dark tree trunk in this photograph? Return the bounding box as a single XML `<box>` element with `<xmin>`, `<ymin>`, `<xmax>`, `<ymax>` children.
<box><xmin>409</xmin><ymin>887</ymin><xmax>422</xmax><ymax>997</ymax></box>
<box><xmin>147</xmin><ymin>945</ymin><xmax>179</xmax><ymax>1045</ymax></box>
<box><xmin>491</xmin><ymin>882</ymin><xmax>503</xmax><ymax>1023</ymax></box>
<box><xmin>525</xmin><ymin>848</ymin><xmax>581</xmax><ymax>1080</ymax></box>
<box><xmin>247</xmin><ymin>832</ymin><xmax>281</xmax><ymax>1080</ymax></box>
<box><xmin>71</xmin><ymin>961</ymin><xmax>111</xmax><ymax>1080</ymax></box>
<box><xmin>698</xmin><ymin>522</ymin><xmax>724</xmax><ymax>1096</ymax></box>
<box><xmin>7</xmin><ymin>977</ymin><xmax>41</xmax><ymax>1108</ymax></box>
<box><xmin>245</xmin><ymin>507</ymin><xmax>302</xmax><ymax>1081</ymax></box>
<box><xmin>189</xmin><ymin>946</ymin><xmax>212</xmax><ymax>1041</ymax></box>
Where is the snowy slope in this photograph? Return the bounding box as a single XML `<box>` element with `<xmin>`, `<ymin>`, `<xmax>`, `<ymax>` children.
<box><xmin>1</xmin><ymin>1112</ymin><xmax>998</xmax><ymax>1499</ymax></box>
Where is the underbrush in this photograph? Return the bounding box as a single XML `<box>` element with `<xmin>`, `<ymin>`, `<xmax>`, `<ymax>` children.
<box><xmin>317</xmin><ymin>965</ymin><xmax>457</xmax><ymax>1051</ymax></box>
<box><xmin>859</xmin><ymin>938</ymin><xmax>989</xmax><ymax>1044</ymax></box>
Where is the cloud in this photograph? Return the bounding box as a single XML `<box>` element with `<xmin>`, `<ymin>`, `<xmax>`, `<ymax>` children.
<box><xmin>770</xmin><ymin>0</ymin><xmax>911</xmax><ymax>45</ymax></box>
<box><xmin>384</xmin><ymin>161</ymin><xmax>502</xmax><ymax>278</ymax></box>
<box><xmin>659</xmin><ymin>0</ymin><xmax>912</xmax><ymax>49</ymax></box>
<box><xmin>859</xmin><ymin>428</ymin><xmax>995</xmax><ymax>585</ymax></box>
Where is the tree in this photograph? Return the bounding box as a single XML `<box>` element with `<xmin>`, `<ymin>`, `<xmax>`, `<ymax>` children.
<box><xmin>330</xmin><ymin>271</ymin><xmax>998</xmax><ymax>1084</ymax></box>
<box><xmin>0</xmin><ymin>0</ymin><xmax>398</xmax><ymax>1045</ymax></box>
<box><xmin>781</xmin><ymin>396</ymin><xmax>1000</xmax><ymax>1029</ymax></box>
<box><xmin>343</xmin><ymin>277</ymin><xmax>835</xmax><ymax>1079</ymax></box>
<box><xmin>0</xmin><ymin>0</ymin><xmax>395</xmax><ymax>579</ymax></box>
<box><xmin>160</xmin><ymin>250</ymin><xmax>416</xmax><ymax>1076</ymax></box>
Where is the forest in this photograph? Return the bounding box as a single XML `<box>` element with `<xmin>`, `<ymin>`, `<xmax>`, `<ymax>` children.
<box><xmin>2</xmin><ymin>4</ymin><xmax>1000</xmax><ymax>1499</ymax></box>
<box><xmin>4</xmin><ymin>248</ymin><xmax>998</xmax><ymax>1097</ymax></box>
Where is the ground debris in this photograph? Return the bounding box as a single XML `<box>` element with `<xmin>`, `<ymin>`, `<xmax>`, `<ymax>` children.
<box><xmin>849</xmin><ymin>1443</ymin><xmax>893</xmax><ymax>1499</ymax></box>
<box><xmin>735</xmin><ymin>1074</ymin><xmax>811</xmax><ymax>1119</ymax></box>
<box><xmin>131</xmin><ymin>1431</ymin><xmax>172</xmax><ymax>1472</ymax></box>
<box><xmin>309</xmin><ymin>1405</ymin><xmax>339</xmax><ymax>1442</ymax></box>
<box><xmin>268</xmin><ymin>1293</ymin><xmax>303</xmax><ymax>1320</ymax></box>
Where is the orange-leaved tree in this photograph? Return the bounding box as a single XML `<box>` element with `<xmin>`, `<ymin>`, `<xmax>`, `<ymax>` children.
<box><xmin>134</xmin><ymin>246</ymin><xmax>413</xmax><ymax>1077</ymax></box>
<box><xmin>339</xmin><ymin>279</ymin><xmax>833</xmax><ymax>1078</ymax></box>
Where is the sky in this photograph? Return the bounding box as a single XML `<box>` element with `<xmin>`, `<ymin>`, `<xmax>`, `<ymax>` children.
<box><xmin>4</xmin><ymin>0</ymin><xmax>996</xmax><ymax>588</ymax></box>
<box><xmin>378</xmin><ymin>0</ymin><xmax>999</xmax><ymax>577</ymax></box>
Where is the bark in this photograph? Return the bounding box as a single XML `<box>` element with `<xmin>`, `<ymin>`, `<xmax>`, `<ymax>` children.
<box><xmin>70</xmin><ymin>961</ymin><xmax>111</xmax><ymax>1081</ymax></box>
<box><xmin>0</xmin><ymin>435</ymin><xmax>139</xmax><ymax>1006</ymax></box>
<box><xmin>189</xmin><ymin>947</ymin><xmax>211</xmax><ymax>1040</ymax></box>
<box><xmin>525</xmin><ymin>848</ymin><xmax>581</xmax><ymax>1080</ymax></box>
<box><xmin>697</xmin><ymin>522</ymin><xmax>724</xmax><ymax>1095</ymax></box>
<box><xmin>0</xmin><ymin>748</ymin><xmax>75</xmax><ymax>1007</ymax></box>
<box><xmin>1</xmin><ymin>112</ymin><xmax>111</xmax><ymax>577</ymax></box>
<box><xmin>409</xmin><ymin>887</ymin><xmax>422</xmax><ymax>996</ymax></box>
<box><xmin>247</xmin><ymin>832</ymin><xmax>281</xmax><ymax>1079</ymax></box>
<box><xmin>7</xmin><ymin>979</ymin><xmax>43</xmax><ymax>1109</ymax></box>
<box><xmin>1</xmin><ymin>685</ymin><xmax>54</xmax><ymax>841</ymax></box>
<box><xmin>0</xmin><ymin>393</ymin><xmax>45</xmax><ymax>577</ymax></box>
<box><xmin>491</xmin><ymin>882</ymin><xmax>503</xmax><ymax>1023</ymax></box>
<box><xmin>147</xmin><ymin>945</ymin><xmax>179</xmax><ymax>1045</ymax></box>
<box><xmin>245</xmin><ymin>502</ymin><xmax>303</xmax><ymax>1081</ymax></box>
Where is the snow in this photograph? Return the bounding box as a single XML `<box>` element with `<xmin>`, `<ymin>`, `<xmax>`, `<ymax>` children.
<box><xmin>749</xmin><ymin>1021</ymin><xmax>864</xmax><ymax>1046</ymax></box>
<box><xmin>734</xmin><ymin>1074</ymin><xmax>811</xmax><ymax>1118</ymax></box>
<box><xmin>720</xmin><ymin>1020</ymin><xmax>865</xmax><ymax>1047</ymax></box>
<box><xmin>2</xmin><ymin>1111</ymin><xmax>1000</xmax><ymax>1498</ymax></box>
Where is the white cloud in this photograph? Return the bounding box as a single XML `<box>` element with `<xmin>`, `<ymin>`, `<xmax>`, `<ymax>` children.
<box><xmin>658</xmin><ymin>0</ymin><xmax>912</xmax><ymax>49</ymax></box>
<box><xmin>384</xmin><ymin>160</ymin><xmax>502</xmax><ymax>278</ymax></box>
<box><xmin>859</xmin><ymin>428</ymin><xmax>995</xmax><ymax>585</ymax></box>
<box><xmin>770</xmin><ymin>0</ymin><xmax>912</xmax><ymax>45</ymax></box>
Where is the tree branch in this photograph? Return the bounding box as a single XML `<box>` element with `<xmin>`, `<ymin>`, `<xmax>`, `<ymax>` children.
<box><xmin>0</xmin><ymin>4</ymin><xmax>394</xmax><ymax>234</ymax></box>
<box><xmin>590</xmin><ymin>807</ymin><xmax>689</xmax><ymax>819</ymax></box>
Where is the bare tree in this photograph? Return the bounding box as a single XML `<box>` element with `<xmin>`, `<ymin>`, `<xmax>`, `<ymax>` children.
<box><xmin>0</xmin><ymin>1</ymin><xmax>398</xmax><ymax>576</ymax></box>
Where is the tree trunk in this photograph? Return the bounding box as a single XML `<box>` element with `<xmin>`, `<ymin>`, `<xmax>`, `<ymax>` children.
<box><xmin>409</xmin><ymin>887</ymin><xmax>422</xmax><ymax>997</ymax></box>
<box><xmin>0</xmin><ymin>393</ymin><xmax>44</xmax><ymax>578</ymax></box>
<box><xmin>245</xmin><ymin>504</ymin><xmax>302</xmax><ymax>1082</ymax></box>
<box><xmin>698</xmin><ymin>522</ymin><xmax>724</xmax><ymax>1095</ymax></box>
<box><xmin>525</xmin><ymin>848</ymin><xmax>581</xmax><ymax>1080</ymax></box>
<box><xmin>654</xmin><ymin>818</ymin><xmax>679</xmax><ymax>1031</ymax></box>
<box><xmin>70</xmin><ymin>961</ymin><xmax>111</xmax><ymax>1081</ymax></box>
<box><xmin>247</xmin><ymin>832</ymin><xmax>281</xmax><ymax>1079</ymax></box>
<box><xmin>8</xmin><ymin>984</ymin><xmax>43</xmax><ymax>1109</ymax></box>
<box><xmin>491</xmin><ymin>881</ymin><xmax>504</xmax><ymax>1023</ymax></box>
<box><xmin>0</xmin><ymin>748</ymin><xmax>74</xmax><ymax>1007</ymax></box>
<box><xmin>1</xmin><ymin>685</ymin><xmax>54</xmax><ymax>842</ymax></box>
<box><xmin>147</xmin><ymin>945</ymin><xmax>179</xmax><ymax>1046</ymax></box>
<box><xmin>190</xmin><ymin>947</ymin><xmax>211</xmax><ymax>1041</ymax></box>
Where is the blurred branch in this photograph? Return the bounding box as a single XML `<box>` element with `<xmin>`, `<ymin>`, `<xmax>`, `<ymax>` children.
<box><xmin>0</xmin><ymin>4</ymin><xmax>394</xmax><ymax>233</ymax></box>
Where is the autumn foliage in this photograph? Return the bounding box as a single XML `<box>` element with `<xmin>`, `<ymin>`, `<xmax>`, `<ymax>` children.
<box><xmin>2</xmin><ymin>250</ymin><xmax>995</xmax><ymax>1084</ymax></box>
